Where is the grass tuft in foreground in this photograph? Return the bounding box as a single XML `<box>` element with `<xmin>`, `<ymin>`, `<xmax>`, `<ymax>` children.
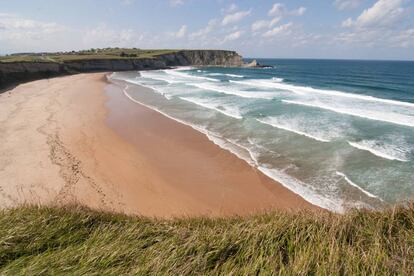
<box><xmin>0</xmin><ymin>205</ymin><xmax>413</xmax><ymax>274</ymax></box>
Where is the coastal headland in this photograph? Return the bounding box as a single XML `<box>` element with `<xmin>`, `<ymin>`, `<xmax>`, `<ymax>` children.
<box><xmin>0</xmin><ymin>49</ymin><xmax>244</xmax><ymax>90</ymax></box>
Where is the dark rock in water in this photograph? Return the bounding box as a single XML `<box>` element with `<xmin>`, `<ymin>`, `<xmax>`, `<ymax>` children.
<box><xmin>243</xmin><ymin>59</ymin><xmax>273</xmax><ymax>68</ymax></box>
<box><xmin>257</xmin><ymin>63</ymin><xmax>274</xmax><ymax>68</ymax></box>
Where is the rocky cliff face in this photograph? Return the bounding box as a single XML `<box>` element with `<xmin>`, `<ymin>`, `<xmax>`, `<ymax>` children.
<box><xmin>166</xmin><ymin>50</ymin><xmax>243</xmax><ymax>66</ymax></box>
<box><xmin>0</xmin><ymin>50</ymin><xmax>243</xmax><ymax>89</ymax></box>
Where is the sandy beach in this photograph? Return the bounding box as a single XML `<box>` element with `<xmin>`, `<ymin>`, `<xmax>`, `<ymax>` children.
<box><xmin>0</xmin><ymin>73</ymin><xmax>316</xmax><ymax>217</ymax></box>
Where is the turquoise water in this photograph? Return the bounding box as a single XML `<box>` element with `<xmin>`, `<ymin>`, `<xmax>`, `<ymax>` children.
<box><xmin>109</xmin><ymin>59</ymin><xmax>414</xmax><ymax>212</ymax></box>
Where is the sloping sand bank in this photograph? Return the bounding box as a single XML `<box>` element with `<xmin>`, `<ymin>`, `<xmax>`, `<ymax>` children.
<box><xmin>0</xmin><ymin>73</ymin><xmax>317</xmax><ymax>217</ymax></box>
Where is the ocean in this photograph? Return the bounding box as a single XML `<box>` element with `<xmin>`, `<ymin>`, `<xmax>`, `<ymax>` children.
<box><xmin>108</xmin><ymin>59</ymin><xmax>414</xmax><ymax>212</ymax></box>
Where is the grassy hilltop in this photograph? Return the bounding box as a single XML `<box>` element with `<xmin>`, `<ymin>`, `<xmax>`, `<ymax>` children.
<box><xmin>0</xmin><ymin>48</ymin><xmax>179</xmax><ymax>63</ymax></box>
<box><xmin>0</xmin><ymin>205</ymin><xmax>413</xmax><ymax>274</ymax></box>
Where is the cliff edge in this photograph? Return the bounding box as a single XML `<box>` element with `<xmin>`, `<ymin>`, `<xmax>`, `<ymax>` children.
<box><xmin>0</xmin><ymin>50</ymin><xmax>243</xmax><ymax>89</ymax></box>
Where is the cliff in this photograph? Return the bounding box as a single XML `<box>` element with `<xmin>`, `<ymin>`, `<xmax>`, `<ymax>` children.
<box><xmin>0</xmin><ymin>50</ymin><xmax>243</xmax><ymax>89</ymax></box>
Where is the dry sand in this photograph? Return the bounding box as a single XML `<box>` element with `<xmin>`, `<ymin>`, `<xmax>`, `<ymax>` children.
<box><xmin>0</xmin><ymin>73</ymin><xmax>317</xmax><ymax>217</ymax></box>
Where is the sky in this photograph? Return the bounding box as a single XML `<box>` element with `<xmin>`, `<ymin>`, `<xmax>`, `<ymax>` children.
<box><xmin>0</xmin><ymin>0</ymin><xmax>413</xmax><ymax>60</ymax></box>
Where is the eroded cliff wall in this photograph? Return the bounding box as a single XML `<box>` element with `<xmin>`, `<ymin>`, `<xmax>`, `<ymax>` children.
<box><xmin>0</xmin><ymin>50</ymin><xmax>243</xmax><ymax>89</ymax></box>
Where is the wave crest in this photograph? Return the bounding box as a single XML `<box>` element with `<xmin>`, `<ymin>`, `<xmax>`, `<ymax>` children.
<box><xmin>348</xmin><ymin>140</ymin><xmax>410</xmax><ymax>162</ymax></box>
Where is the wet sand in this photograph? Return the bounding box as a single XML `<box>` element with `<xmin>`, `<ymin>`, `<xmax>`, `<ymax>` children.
<box><xmin>0</xmin><ymin>73</ymin><xmax>317</xmax><ymax>217</ymax></box>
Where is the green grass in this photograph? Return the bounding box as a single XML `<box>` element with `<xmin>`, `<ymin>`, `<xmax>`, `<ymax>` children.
<box><xmin>1</xmin><ymin>205</ymin><xmax>413</xmax><ymax>274</ymax></box>
<box><xmin>0</xmin><ymin>48</ymin><xmax>180</xmax><ymax>63</ymax></box>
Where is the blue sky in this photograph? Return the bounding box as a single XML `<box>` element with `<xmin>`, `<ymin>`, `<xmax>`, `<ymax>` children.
<box><xmin>0</xmin><ymin>0</ymin><xmax>413</xmax><ymax>60</ymax></box>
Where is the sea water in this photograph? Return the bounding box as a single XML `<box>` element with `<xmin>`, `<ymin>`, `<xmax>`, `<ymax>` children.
<box><xmin>108</xmin><ymin>59</ymin><xmax>414</xmax><ymax>212</ymax></box>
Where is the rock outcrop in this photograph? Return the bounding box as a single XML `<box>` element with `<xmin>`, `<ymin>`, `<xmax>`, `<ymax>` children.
<box><xmin>243</xmin><ymin>59</ymin><xmax>273</xmax><ymax>68</ymax></box>
<box><xmin>244</xmin><ymin>59</ymin><xmax>258</xmax><ymax>68</ymax></box>
<box><xmin>0</xmin><ymin>50</ymin><xmax>243</xmax><ymax>89</ymax></box>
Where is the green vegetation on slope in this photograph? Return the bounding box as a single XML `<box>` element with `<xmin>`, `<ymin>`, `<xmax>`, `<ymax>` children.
<box><xmin>0</xmin><ymin>205</ymin><xmax>413</xmax><ymax>275</ymax></box>
<box><xmin>0</xmin><ymin>48</ymin><xmax>179</xmax><ymax>63</ymax></box>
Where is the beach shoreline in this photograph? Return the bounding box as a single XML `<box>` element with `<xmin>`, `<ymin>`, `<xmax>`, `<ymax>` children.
<box><xmin>0</xmin><ymin>73</ymin><xmax>318</xmax><ymax>217</ymax></box>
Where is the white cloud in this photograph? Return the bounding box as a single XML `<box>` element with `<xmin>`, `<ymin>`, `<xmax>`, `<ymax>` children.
<box><xmin>82</xmin><ymin>24</ymin><xmax>139</xmax><ymax>48</ymax></box>
<box><xmin>390</xmin><ymin>28</ymin><xmax>414</xmax><ymax>48</ymax></box>
<box><xmin>336</xmin><ymin>27</ymin><xmax>414</xmax><ymax>49</ymax></box>
<box><xmin>222</xmin><ymin>10</ymin><xmax>251</xmax><ymax>26</ymax></box>
<box><xmin>341</xmin><ymin>18</ymin><xmax>354</xmax><ymax>27</ymax></box>
<box><xmin>269</xmin><ymin>17</ymin><xmax>282</xmax><ymax>27</ymax></box>
<box><xmin>170</xmin><ymin>0</ymin><xmax>184</xmax><ymax>7</ymax></box>
<box><xmin>291</xmin><ymin>6</ymin><xmax>306</xmax><ymax>16</ymax></box>
<box><xmin>262</xmin><ymin>22</ymin><xmax>293</xmax><ymax>38</ymax></box>
<box><xmin>251</xmin><ymin>17</ymin><xmax>281</xmax><ymax>31</ymax></box>
<box><xmin>342</xmin><ymin>0</ymin><xmax>404</xmax><ymax>28</ymax></box>
<box><xmin>251</xmin><ymin>20</ymin><xmax>269</xmax><ymax>31</ymax></box>
<box><xmin>189</xmin><ymin>19</ymin><xmax>218</xmax><ymax>40</ymax></box>
<box><xmin>223</xmin><ymin>30</ymin><xmax>243</xmax><ymax>42</ymax></box>
<box><xmin>0</xmin><ymin>13</ymin><xmax>64</xmax><ymax>33</ymax></box>
<box><xmin>176</xmin><ymin>25</ymin><xmax>187</xmax><ymax>38</ymax></box>
<box><xmin>0</xmin><ymin>12</ymin><xmax>214</xmax><ymax>53</ymax></box>
<box><xmin>0</xmin><ymin>13</ymin><xmax>70</xmax><ymax>51</ymax></box>
<box><xmin>335</xmin><ymin>0</ymin><xmax>412</xmax><ymax>50</ymax></box>
<box><xmin>291</xmin><ymin>33</ymin><xmax>322</xmax><ymax>47</ymax></box>
<box><xmin>268</xmin><ymin>3</ymin><xmax>306</xmax><ymax>17</ymax></box>
<box><xmin>0</xmin><ymin>13</ymin><xmax>96</xmax><ymax>53</ymax></box>
<box><xmin>253</xmin><ymin>3</ymin><xmax>305</xmax><ymax>41</ymax></box>
<box><xmin>268</xmin><ymin>3</ymin><xmax>285</xmax><ymax>17</ymax></box>
<box><xmin>334</xmin><ymin>0</ymin><xmax>363</xmax><ymax>10</ymax></box>
<box><xmin>121</xmin><ymin>0</ymin><xmax>135</xmax><ymax>5</ymax></box>
<box><xmin>0</xmin><ymin>13</ymin><xmax>143</xmax><ymax>53</ymax></box>
<box><xmin>227</xmin><ymin>3</ymin><xmax>238</xmax><ymax>13</ymax></box>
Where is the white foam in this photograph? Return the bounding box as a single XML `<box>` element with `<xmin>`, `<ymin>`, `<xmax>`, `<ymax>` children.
<box><xmin>107</xmin><ymin>72</ymin><xmax>116</xmax><ymax>80</ymax></box>
<box><xmin>235</xmin><ymin>79</ymin><xmax>414</xmax><ymax>108</ymax></box>
<box><xmin>283</xmin><ymin>100</ymin><xmax>414</xmax><ymax>128</ymax></box>
<box><xmin>139</xmin><ymin>71</ymin><xmax>180</xmax><ymax>84</ymax></box>
<box><xmin>190</xmin><ymin>82</ymin><xmax>277</xmax><ymax>99</ymax></box>
<box><xmin>272</xmin><ymin>77</ymin><xmax>283</xmax><ymax>82</ymax></box>
<box><xmin>348</xmin><ymin>141</ymin><xmax>410</xmax><ymax>162</ymax></box>
<box><xmin>121</xmin><ymin>86</ymin><xmax>213</xmax><ymax>135</ymax></box>
<box><xmin>225</xmin><ymin>73</ymin><xmax>244</xmax><ymax>78</ymax></box>
<box><xmin>336</xmin><ymin>172</ymin><xmax>382</xmax><ymax>200</ymax></box>
<box><xmin>259</xmin><ymin>166</ymin><xmax>344</xmax><ymax>212</ymax></box>
<box><xmin>122</xmin><ymin>79</ymin><xmax>171</xmax><ymax>98</ymax></box>
<box><xmin>164</xmin><ymin>69</ymin><xmax>219</xmax><ymax>82</ymax></box>
<box><xmin>230</xmin><ymin>79</ymin><xmax>298</xmax><ymax>92</ymax></box>
<box><xmin>257</xmin><ymin>118</ymin><xmax>331</xmax><ymax>143</ymax></box>
<box><xmin>173</xmin><ymin>66</ymin><xmax>196</xmax><ymax>71</ymax></box>
<box><xmin>179</xmin><ymin>97</ymin><xmax>243</xmax><ymax>120</ymax></box>
<box><xmin>247</xmin><ymin>137</ymin><xmax>281</xmax><ymax>156</ymax></box>
<box><xmin>208</xmin><ymin>73</ymin><xmax>244</xmax><ymax>78</ymax></box>
<box><xmin>206</xmin><ymin>135</ymin><xmax>345</xmax><ymax>212</ymax></box>
<box><xmin>205</xmin><ymin>135</ymin><xmax>258</xmax><ymax>167</ymax></box>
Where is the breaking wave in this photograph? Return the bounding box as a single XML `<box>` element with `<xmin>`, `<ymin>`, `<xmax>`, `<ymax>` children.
<box><xmin>233</xmin><ymin>79</ymin><xmax>414</xmax><ymax>108</ymax></box>
<box><xmin>179</xmin><ymin>97</ymin><xmax>243</xmax><ymax>119</ymax></box>
<box><xmin>283</xmin><ymin>100</ymin><xmax>414</xmax><ymax>128</ymax></box>
<box><xmin>208</xmin><ymin>73</ymin><xmax>244</xmax><ymax>78</ymax></box>
<box><xmin>348</xmin><ymin>140</ymin><xmax>410</xmax><ymax>162</ymax></box>
<box><xmin>257</xmin><ymin>118</ymin><xmax>331</xmax><ymax>142</ymax></box>
<box><xmin>336</xmin><ymin>172</ymin><xmax>381</xmax><ymax>200</ymax></box>
<box><xmin>189</xmin><ymin>82</ymin><xmax>277</xmax><ymax>99</ymax></box>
